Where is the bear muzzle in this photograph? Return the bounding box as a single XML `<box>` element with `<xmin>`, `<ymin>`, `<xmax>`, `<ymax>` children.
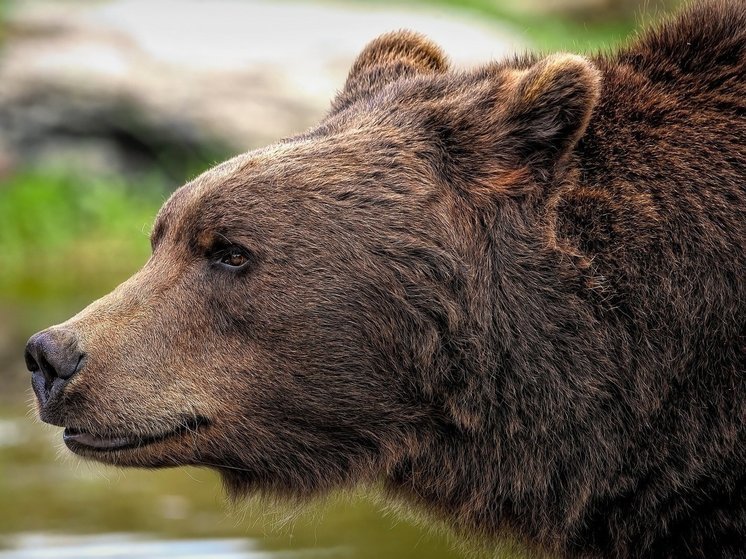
<box><xmin>25</xmin><ymin>325</ymin><xmax>213</xmax><ymax>461</ymax></box>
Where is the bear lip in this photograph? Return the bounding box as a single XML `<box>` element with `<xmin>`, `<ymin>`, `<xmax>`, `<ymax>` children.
<box><xmin>63</xmin><ymin>428</ymin><xmax>133</xmax><ymax>450</ymax></box>
<box><xmin>63</xmin><ymin>416</ymin><xmax>207</xmax><ymax>452</ymax></box>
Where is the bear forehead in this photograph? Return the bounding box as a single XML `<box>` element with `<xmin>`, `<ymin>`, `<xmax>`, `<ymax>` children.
<box><xmin>150</xmin><ymin>123</ymin><xmax>435</xmax><ymax>248</ymax></box>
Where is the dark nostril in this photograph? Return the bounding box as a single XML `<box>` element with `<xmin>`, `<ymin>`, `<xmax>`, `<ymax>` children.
<box><xmin>24</xmin><ymin>345</ymin><xmax>40</xmax><ymax>373</ymax></box>
<box><xmin>25</xmin><ymin>330</ymin><xmax>85</xmax><ymax>386</ymax></box>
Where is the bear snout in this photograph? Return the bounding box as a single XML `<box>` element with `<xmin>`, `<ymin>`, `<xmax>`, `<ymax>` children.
<box><xmin>25</xmin><ymin>328</ymin><xmax>85</xmax><ymax>421</ymax></box>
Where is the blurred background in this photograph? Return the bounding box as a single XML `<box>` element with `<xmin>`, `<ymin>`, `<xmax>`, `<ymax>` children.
<box><xmin>0</xmin><ymin>0</ymin><xmax>682</xmax><ymax>557</ymax></box>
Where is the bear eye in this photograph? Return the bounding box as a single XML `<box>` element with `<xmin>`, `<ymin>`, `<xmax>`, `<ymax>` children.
<box><xmin>207</xmin><ymin>237</ymin><xmax>256</xmax><ymax>272</ymax></box>
<box><xmin>220</xmin><ymin>249</ymin><xmax>249</xmax><ymax>268</ymax></box>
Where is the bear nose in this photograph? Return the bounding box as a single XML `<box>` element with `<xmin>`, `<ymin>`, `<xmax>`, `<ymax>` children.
<box><xmin>25</xmin><ymin>329</ymin><xmax>85</xmax><ymax>406</ymax></box>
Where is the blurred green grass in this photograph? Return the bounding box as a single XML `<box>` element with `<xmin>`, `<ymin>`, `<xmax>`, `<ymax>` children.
<box><xmin>0</xmin><ymin>0</ymin><xmax>7</xmax><ymax>46</ymax></box>
<box><xmin>0</xmin><ymin>169</ymin><xmax>164</xmax><ymax>303</ymax></box>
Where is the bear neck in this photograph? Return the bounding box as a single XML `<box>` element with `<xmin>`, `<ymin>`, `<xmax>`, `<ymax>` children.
<box><xmin>385</xmin><ymin>182</ymin><xmax>619</xmax><ymax>552</ymax></box>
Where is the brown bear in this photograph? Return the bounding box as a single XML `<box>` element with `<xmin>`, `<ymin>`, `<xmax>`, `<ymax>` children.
<box><xmin>24</xmin><ymin>1</ymin><xmax>745</xmax><ymax>557</ymax></box>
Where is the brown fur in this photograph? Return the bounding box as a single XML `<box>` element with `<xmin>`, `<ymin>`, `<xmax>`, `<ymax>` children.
<box><xmin>26</xmin><ymin>2</ymin><xmax>745</xmax><ymax>557</ymax></box>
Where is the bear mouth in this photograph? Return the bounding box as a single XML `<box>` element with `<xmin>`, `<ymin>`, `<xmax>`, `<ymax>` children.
<box><xmin>63</xmin><ymin>416</ymin><xmax>208</xmax><ymax>453</ymax></box>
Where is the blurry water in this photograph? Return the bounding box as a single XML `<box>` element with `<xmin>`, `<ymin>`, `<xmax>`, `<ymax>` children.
<box><xmin>0</xmin><ymin>533</ymin><xmax>343</xmax><ymax>558</ymax></box>
<box><xmin>1</xmin><ymin>534</ymin><xmax>265</xmax><ymax>559</ymax></box>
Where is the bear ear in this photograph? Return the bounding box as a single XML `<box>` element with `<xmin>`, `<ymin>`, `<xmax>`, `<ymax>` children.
<box><xmin>330</xmin><ymin>31</ymin><xmax>448</xmax><ymax>114</ymax></box>
<box><xmin>500</xmin><ymin>53</ymin><xmax>601</xmax><ymax>175</ymax></box>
